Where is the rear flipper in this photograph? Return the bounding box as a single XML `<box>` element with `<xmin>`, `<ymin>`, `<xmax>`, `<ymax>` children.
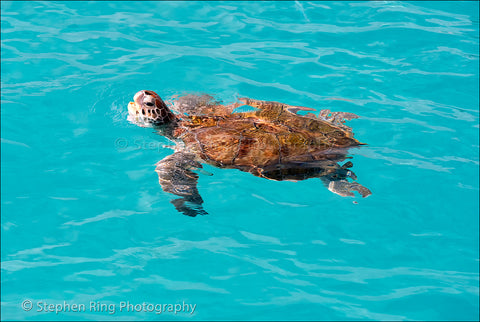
<box><xmin>327</xmin><ymin>180</ymin><xmax>372</xmax><ymax>198</ymax></box>
<box><xmin>155</xmin><ymin>152</ymin><xmax>208</xmax><ymax>217</ymax></box>
<box><xmin>322</xmin><ymin>161</ymin><xmax>372</xmax><ymax>198</ymax></box>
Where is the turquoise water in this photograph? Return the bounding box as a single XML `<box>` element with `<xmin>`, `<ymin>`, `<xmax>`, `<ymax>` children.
<box><xmin>1</xmin><ymin>1</ymin><xmax>479</xmax><ymax>320</ymax></box>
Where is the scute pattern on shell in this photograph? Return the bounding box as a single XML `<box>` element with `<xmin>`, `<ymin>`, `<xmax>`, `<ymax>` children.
<box><xmin>174</xmin><ymin>106</ymin><xmax>362</xmax><ymax>169</ymax></box>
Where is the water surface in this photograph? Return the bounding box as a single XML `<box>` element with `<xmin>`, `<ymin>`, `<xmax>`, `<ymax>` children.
<box><xmin>1</xmin><ymin>1</ymin><xmax>479</xmax><ymax>320</ymax></box>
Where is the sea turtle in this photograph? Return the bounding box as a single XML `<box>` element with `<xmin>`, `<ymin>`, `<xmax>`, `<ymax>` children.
<box><xmin>127</xmin><ymin>90</ymin><xmax>371</xmax><ymax>216</ymax></box>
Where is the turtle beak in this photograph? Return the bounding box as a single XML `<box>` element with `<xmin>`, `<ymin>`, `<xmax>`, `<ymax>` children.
<box><xmin>128</xmin><ymin>101</ymin><xmax>139</xmax><ymax>116</ymax></box>
<box><xmin>127</xmin><ymin>91</ymin><xmax>146</xmax><ymax>126</ymax></box>
<box><xmin>127</xmin><ymin>100</ymin><xmax>145</xmax><ymax>126</ymax></box>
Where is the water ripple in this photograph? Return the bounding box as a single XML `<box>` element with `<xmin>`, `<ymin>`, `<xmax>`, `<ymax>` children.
<box><xmin>135</xmin><ymin>275</ymin><xmax>229</xmax><ymax>294</ymax></box>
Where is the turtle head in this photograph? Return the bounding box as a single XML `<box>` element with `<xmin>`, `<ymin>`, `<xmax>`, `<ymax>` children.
<box><xmin>128</xmin><ymin>90</ymin><xmax>176</xmax><ymax>127</ymax></box>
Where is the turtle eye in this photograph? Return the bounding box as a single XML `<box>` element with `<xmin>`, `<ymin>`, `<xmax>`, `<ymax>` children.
<box><xmin>145</xmin><ymin>102</ymin><xmax>154</xmax><ymax>107</ymax></box>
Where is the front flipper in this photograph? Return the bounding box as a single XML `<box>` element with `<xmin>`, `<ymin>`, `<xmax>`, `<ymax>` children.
<box><xmin>237</xmin><ymin>97</ymin><xmax>316</xmax><ymax>114</ymax></box>
<box><xmin>169</xmin><ymin>94</ymin><xmax>237</xmax><ymax>116</ymax></box>
<box><xmin>155</xmin><ymin>152</ymin><xmax>208</xmax><ymax>217</ymax></box>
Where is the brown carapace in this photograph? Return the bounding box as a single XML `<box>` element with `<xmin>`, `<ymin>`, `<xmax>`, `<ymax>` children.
<box><xmin>128</xmin><ymin>90</ymin><xmax>371</xmax><ymax>217</ymax></box>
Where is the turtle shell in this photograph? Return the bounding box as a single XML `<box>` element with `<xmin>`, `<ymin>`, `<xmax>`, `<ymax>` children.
<box><xmin>173</xmin><ymin>108</ymin><xmax>362</xmax><ymax>170</ymax></box>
